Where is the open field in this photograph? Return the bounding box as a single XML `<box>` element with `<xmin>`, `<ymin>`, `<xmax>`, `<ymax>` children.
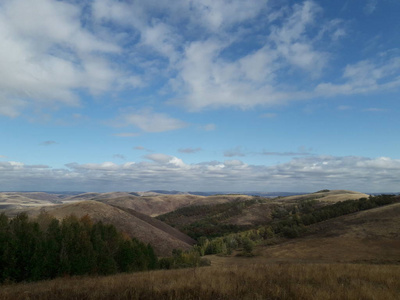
<box><xmin>0</xmin><ymin>263</ymin><xmax>399</xmax><ymax>300</ymax></box>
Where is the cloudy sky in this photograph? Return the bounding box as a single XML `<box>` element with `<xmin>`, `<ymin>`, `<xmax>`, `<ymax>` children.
<box><xmin>1</xmin><ymin>0</ymin><xmax>399</xmax><ymax>193</ymax></box>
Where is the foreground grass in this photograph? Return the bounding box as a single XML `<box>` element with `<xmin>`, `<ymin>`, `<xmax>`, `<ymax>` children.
<box><xmin>1</xmin><ymin>263</ymin><xmax>399</xmax><ymax>300</ymax></box>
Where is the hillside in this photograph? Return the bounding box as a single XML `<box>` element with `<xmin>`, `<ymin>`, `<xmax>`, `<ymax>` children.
<box><xmin>0</xmin><ymin>192</ymin><xmax>62</xmax><ymax>210</ymax></box>
<box><xmin>208</xmin><ymin>201</ymin><xmax>400</xmax><ymax>266</ymax></box>
<box><xmin>0</xmin><ymin>192</ymin><xmax>256</xmax><ymax>217</ymax></box>
<box><xmin>29</xmin><ymin>201</ymin><xmax>194</xmax><ymax>256</ymax></box>
<box><xmin>156</xmin><ymin>190</ymin><xmax>371</xmax><ymax>239</ymax></box>
<box><xmin>97</xmin><ymin>194</ymin><xmax>254</xmax><ymax>216</ymax></box>
<box><xmin>258</xmin><ymin>201</ymin><xmax>400</xmax><ymax>263</ymax></box>
<box><xmin>274</xmin><ymin>189</ymin><xmax>369</xmax><ymax>204</ymax></box>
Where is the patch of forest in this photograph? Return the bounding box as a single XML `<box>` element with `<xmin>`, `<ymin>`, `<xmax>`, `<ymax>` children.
<box><xmin>0</xmin><ymin>212</ymin><xmax>158</xmax><ymax>283</ymax></box>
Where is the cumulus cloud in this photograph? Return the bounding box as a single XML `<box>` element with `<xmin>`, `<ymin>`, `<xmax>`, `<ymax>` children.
<box><xmin>1</xmin><ymin>156</ymin><xmax>400</xmax><ymax>192</ymax></box>
<box><xmin>0</xmin><ymin>0</ymin><xmax>142</xmax><ymax>117</ymax></box>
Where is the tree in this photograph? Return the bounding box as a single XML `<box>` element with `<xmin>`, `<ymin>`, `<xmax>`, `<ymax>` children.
<box><xmin>242</xmin><ymin>238</ymin><xmax>255</xmax><ymax>255</ymax></box>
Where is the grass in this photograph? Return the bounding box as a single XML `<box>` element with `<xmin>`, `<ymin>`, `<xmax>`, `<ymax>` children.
<box><xmin>1</xmin><ymin>263</ymin><xmax>399</xmax><ymax>300</ymax></box>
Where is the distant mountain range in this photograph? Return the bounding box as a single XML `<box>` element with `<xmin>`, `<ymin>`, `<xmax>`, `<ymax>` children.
<box><xmin>3</xmin><ymin>190</ymin><xmax>399</xmax><ymax>197</ymax></box>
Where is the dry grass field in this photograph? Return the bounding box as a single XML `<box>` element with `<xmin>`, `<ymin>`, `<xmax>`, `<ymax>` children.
<box><xmin>0</xmin><ymin>263</ymin><xmax>399</xmax><ymax>300</ymax></box>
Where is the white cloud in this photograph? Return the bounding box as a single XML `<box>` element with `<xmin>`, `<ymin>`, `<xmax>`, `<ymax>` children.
<box><xmin>144</xmin><ymin>153</ymin><xmax>174</xmax><ymax>164</ymax></box>
<box><xmin>123</xmin><ymin>109</ymin><xmax>187</xmax><ymax>133</ymax></box>
<box><xmin>1</xmin><ymin>156</ymin><xmax>400</xmax><ymax>192</ymax></box>
<box><xmin>1</xmin><ymin>0</ymin><xmax>398</xmax><ymax>118</ymax></box>
<box><xmin>315</xmin><ymin>57</ymin><xmax>400</xmax><ymax>97</ymax></box>
<box><xmin>0</xmin><ymin>0</ymin><xmax>137</xmax><ymax>117</ymax></box>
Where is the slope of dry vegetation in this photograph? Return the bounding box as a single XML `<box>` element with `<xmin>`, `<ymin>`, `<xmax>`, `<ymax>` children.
<box><xmin>1</xmin><ymin>263</ymin><xmax>399</xmax><ymax>300</ymax></box>
<box><xmin>255</xmin><ymin>202</ymin><xmax>400</xmax><ymax>264</ymax></box>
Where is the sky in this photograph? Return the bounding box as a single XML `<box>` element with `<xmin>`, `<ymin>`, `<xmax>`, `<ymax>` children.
<box><xmin>0</xmin><ymin>0</ymin><xmax>399</xmax><ymax>193</ymax></box>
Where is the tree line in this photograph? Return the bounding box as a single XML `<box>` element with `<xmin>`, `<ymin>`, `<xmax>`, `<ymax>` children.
<box><xmin>0</xmin><ymin>212</ymin><xmax>157</xmax><ymax>283</ymax></box>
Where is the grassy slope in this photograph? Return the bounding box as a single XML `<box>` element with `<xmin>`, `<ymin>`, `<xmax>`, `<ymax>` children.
<box><xmin>109</xmin><ymin>204</ymin><xmax>196</xmax><ymax>246</ymax></box>
<box><xmin>210</xmin><ymin>202</ymin><xmax>400</xmax><ymax>265</ymax></box>
<box><xmin>0</xmin><ymin>263</ymin><xmax>398</xmax><ymax>300</ymax></box>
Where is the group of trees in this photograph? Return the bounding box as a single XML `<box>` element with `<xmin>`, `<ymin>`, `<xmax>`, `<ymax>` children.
<box><xmin>0</xmin><ymin>213</ymin><xmax>157</xmax><ymax>283</ymax></box>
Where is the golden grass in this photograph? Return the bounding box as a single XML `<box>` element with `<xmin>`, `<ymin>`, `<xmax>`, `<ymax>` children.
<box><xmin>1</xmin><ymin>263</ymin><xmax>399</xmax><ymax>300</ymax></box>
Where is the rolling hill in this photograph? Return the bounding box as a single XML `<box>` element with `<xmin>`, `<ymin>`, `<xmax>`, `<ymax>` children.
<box><xmin>156</xmin><ymin>190</ymin><xmax>371</xmax><ymax>238</ymax></box>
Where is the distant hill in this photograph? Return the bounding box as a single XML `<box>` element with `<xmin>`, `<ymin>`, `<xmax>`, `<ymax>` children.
<box><xmin>275</xmin><ymin>189</ymin><xmax>369</xmax><ymax>204</ymax></box>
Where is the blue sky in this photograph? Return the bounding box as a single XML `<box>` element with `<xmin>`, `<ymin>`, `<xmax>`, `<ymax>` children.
<box><xmin>0</xmin><ymin>0</ymin><xmax>399</xmax><ymax>193</ymax></box>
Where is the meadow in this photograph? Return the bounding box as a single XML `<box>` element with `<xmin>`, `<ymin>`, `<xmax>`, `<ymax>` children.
<box><xmin>0</xmin><ymin>262</ymin><xmax>399</xmax><ymax>300</ymax></box>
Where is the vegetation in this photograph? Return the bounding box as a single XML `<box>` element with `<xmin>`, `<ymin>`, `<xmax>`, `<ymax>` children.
<box><xmin>0</xmin><ymin>212</ymin><xmax>158</xmax><ymax>283</ymax></box>
<box><xmin>0</xmin><ymin>263</ymin><xmax>398</xmax><ymax>300</ymax></box>
<box><xmin>156</xmin><ymin>198</ymin><xmax>267</xmax><ymax>239</ymax></box>
<box><xmin>189</xmin><ymin>194</ymin><xmax>399</xmax><ymax>256</ymax></box>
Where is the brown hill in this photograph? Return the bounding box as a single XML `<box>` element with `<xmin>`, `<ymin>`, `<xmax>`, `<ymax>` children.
<box><xmin>38</xmin><ymin>201</ymin><xmax>194</xmax><ymax>256</ymax></box>
<box><xmin>275</xmin><ymin>189</ymin><xmax>369</xmax><ymax>204</ymax></box>
<box><xmin>0</xmin><ymin>192</ymin><xmax>61</xmax><ymax>210</ymax></box>
<box><xmin>225</xmin><ymin>190</ymin><xmax>369</xmax><ymax>226</ymax></box>
<box><xmin>259</xmin><ymin>201</ymin><xmax>400</xmax><ymax>263</ymax></box>
<box><xmin>98</xmin><ymin>194</ymin><xmax>253</xmax><ymax>216</ymax></box>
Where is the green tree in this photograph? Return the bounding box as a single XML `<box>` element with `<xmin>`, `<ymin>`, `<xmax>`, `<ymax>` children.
<box><xmin>242</xmin><ymin>238</ymin><xmax>255</xmax><ymax>255</ymax></box>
